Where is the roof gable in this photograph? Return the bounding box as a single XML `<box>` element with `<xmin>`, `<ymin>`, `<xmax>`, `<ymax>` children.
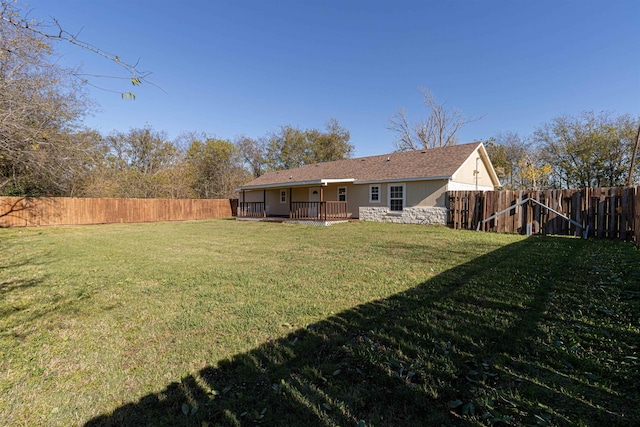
<box><xmin>451</xmin><ymin>142</ymin><xmax>501</xmax><ymax>187</ymax></box>
<box><xmin>240</xmin><ymin>142</ymin><xmax>490</xmax><ymax>189</ymax></box>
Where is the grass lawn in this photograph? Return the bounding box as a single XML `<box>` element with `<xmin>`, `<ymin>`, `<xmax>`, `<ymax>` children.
<box><xmin>0</xmin><ymin>220</ymin><xmax>638</xmax><ymax>426</ymax></box>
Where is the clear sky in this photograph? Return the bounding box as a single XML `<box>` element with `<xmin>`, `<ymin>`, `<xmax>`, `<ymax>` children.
<box><xmin>24</xmin><ymin>0</ymin><xmax>640</xmax><ymax>157</ymax></box>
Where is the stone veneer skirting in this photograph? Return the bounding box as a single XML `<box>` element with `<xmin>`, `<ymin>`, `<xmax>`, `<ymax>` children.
<box><xmin>359</xmin><ymin>206</ymin><xmax>448</xmax><ymax>225</ymax></box>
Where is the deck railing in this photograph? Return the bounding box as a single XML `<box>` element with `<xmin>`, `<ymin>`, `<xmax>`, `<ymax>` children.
<box><xmin>238</xmin><ymin>202</ymin><xmax>266</xmax><ymax>218</ymax></box>
<box><xmin>291</xmin><ymin>201</ymin><xmax>348</xmax><ymax>221</ymax></box>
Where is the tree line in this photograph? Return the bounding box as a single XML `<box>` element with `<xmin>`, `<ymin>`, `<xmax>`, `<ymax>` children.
<box><xmin>0</xmin><ymin>120</ymin><xmax>353</xmax><ymax>198</ymax></box>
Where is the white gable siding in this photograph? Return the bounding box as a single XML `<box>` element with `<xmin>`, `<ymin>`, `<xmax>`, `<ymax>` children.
<box><xmin>451</xmin><ymin>146</ymin><xmax>499</xmax><ymax>189</ymax></box>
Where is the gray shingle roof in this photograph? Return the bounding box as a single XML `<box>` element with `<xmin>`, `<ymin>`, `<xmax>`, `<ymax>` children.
<box><xmin>240</xmin><ymin>142</ymin><xmax>483</xmax><ymax>189</ymax></box>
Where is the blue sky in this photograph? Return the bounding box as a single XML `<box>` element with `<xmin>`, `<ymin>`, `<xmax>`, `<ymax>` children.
<box><xmin>25</xmin><ymin>0</ymin><xmax>640</xmax><ymax>157</ymax></box>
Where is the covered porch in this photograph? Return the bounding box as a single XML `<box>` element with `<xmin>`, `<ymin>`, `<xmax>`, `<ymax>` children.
<box><xmin>237</xmin><ymin>180</ymin><xmax>352</xmax><ymax>223</ymax></box>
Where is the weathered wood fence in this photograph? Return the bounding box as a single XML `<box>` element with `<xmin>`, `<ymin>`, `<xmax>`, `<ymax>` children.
<box><xmin>449</xmin><ymin>187</ymin><xmax>640</xmax><ymax>243</ymax></box>
<box><xmin>0</xmin><ymin>197</ymin><xmax>236</xmax><ymax>227</ymax></box>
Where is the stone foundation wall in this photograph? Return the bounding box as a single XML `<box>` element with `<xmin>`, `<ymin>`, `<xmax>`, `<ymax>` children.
<box><xmin>359</xmin><ymin>206</ymin><xmax>448</xmax><ymax>225</ymax></box>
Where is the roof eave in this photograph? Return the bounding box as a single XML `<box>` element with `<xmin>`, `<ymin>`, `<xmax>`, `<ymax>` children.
<box><xmin>238</xmin><ymin>178</ymin><xmax>356</xmax><ymax>190</ymax></box>
<box><xmin>354</xmin><ymin>176</ymin><xmax>451</xmax><ymax>185</ymax></box>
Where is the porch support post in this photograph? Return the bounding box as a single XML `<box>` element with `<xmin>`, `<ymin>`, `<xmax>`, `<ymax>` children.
<box><xmin>320</xmin><ymin>186</ymin><xmax>325</xmax><ymax>221</ymax></box>
<box><xmin>289</xmin><ymin>187</ymin><xmax>292</xmax><ymax>219</ymax></box>
<box><xmin>242</xmin><ymin>190</ymin><xmax>245</xmax><ymax>217</ymax></box>
<box><xmin>263</xmin><ymin>190</ymin><xmax>266</xmax><ymax>217</ymax></box>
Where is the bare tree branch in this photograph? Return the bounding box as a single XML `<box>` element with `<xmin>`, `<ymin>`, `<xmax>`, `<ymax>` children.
<box><xmin>389</xmin><ymin>87</ymin><xmax>483</xmax><ymax>151</ymax></box>
<box><xmin>1</xmin><ymin>2</ymin><xmax>156</xmax><ymax>98</ymax></box>
<box><xmin>387</xmin><ymin>108</ymin><xmax>420</xmax><ymax>151</ymax></box>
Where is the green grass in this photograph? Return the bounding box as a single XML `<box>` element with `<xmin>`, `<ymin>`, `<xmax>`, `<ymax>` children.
<box><xmin>0</xmin><ymin>220</ymin><xmax>638</xmax><ymax>426</ymax></box>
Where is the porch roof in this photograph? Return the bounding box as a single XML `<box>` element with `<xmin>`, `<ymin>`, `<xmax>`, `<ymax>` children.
<box><xmin>239</xmin><ymin>142</ymin><xmax>488</xmax><ymax>191</ymax></box>
<box><xmin>240</xmin><ymin>178</ymin><xmax>356</xmax><ymax>190</ymax></box>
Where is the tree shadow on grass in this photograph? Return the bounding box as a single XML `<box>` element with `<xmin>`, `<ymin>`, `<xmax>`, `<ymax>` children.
<box><xmin>0</xmin><ymin>254</ymin><xmax>78</xmax><ymax>348</ymax></box>
<box><xmin>85</xmin><ymin>236</ymin><xmax>639</xmax><ymax>426</ymax></box>
<box><xmin>0</xmin><ymin>246</ymin><xmax>53</xmax><ymax>321</ymax></box>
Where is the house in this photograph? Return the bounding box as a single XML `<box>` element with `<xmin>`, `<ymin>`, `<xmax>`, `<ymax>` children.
<box><xmin>237</xmin><ymin>142</ymin><xmax>499</xmax><ymax>225</ymax></box>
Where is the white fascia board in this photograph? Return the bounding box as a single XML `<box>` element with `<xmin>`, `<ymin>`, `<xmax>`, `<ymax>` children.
<box><xmin>239</xmin><ymin>178</ymin><xmax>355</xmax><ymax>190</ymax></box>
<box><xmin>354</xmin><ymin>176</ymin><xmax>450</xmax><ymax>185</ymax></box>
<box><xmin>448</xmin><ymin>181</ymin><xmax>494</xmax><ymax>191</ymax></box>
<box><xmin>239</xmin><ymin>180</ymin><xmax>324</xmax><ymax>190</ymax></box>
<box><xmin>320</xmin><ymin>178</ymin><xmax>356</xmax><ymax>185</ymax></box>
<box><xmin>452</xmin><ymin>143</ymin><xmax>501</xmax><ymax>187</ymax></box>
<box><xmin>476</xmin><ymin>143</ymin><xmax>501</xmax><ymax>187</ymax></box>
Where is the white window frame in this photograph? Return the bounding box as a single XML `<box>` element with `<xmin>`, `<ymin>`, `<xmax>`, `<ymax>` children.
<box><xmin>388</xmin><ymin>183</ymin><xmax>405</xmax><ymax>212</ymax></box>
<box><xmin>337</xmin><ymin>186</ymin><xmax>347</xmax><ymax>202</ymax></box>
<box><xmin>280</xmin><ymin>190</ymin><xmax>287</xmax><ymax>204</ymax></box>
<box><xmin>369</xmin><ymin>185</ymin><xmax>380</xmax><ymax>203</ymax></box>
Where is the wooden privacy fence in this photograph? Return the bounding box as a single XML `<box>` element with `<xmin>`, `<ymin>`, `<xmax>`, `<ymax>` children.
<box><xmin>0</xmin><ymin>197</ymin><xmax>235</xmax><ymax>227</ymax></box>
<box><xmin>449</xmin><ymin>187</ymin><xmax>640</xmax><ymax>243</ymax></box>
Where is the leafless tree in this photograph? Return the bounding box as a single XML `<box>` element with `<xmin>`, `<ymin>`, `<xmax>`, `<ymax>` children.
<box><xmin>388</xmin><ymin>87</ymin><xmax>482</xmax><ymax>151</ymax></box>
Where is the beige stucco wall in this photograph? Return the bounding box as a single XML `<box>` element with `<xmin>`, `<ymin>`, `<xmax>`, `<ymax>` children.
<box><xmin>406</xmin><ymin>180</ymin><xmax>449</xmax><ymax>207</ymax></box>
<box><xmin>348</xmin><ymin>184</ymin><xmax>378</xmax><ymax>216</ymax></box>
<box><xmin>240</xmin><ymin>190</ymin><xmax>263</xmax><ymax>203</ymax></box>
<box><xmin>291</xmin><ymin>187</ymin><xmax>310</xmax><ymax>203</ymax></box>
<box><xmin>265</xmin><ymin>190</ymin><xmax>287</xmax><ymax>216</ymax></box>
<box><xmin>240</xmin><ymin>189</ymin><xmax>288</xmax><ymax>216</ymax></box>
<box><xmin>323</xmin><ymin>184</ymin><xmax>357</xmax><ymax>218</ymax></box>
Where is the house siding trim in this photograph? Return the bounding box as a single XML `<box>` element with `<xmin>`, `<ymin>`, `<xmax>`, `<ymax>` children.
<box><xmin>448</xmin><ymin>181</ymin><xmax>494</xmax><ymax>191</ymax></box>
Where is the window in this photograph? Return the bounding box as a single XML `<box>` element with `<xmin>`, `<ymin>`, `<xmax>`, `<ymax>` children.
<box><xmin>280</xmin><ymin>190</ymin><xmax>287</xmax><ymax>204</ymax></box>
<box><xmin>369</xmin><ymin>185</ymin><xmax>380</xmax><ymax>203</ymax></box>
<box><xmin>338</xmin><ymin>187</ymin><xmax>347</xmax><ymax>202</ymax></box>
<box><xmin>389</xmin><ymin>184</ymin><xmax>404</xmax><ymax>211</ymax></box>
